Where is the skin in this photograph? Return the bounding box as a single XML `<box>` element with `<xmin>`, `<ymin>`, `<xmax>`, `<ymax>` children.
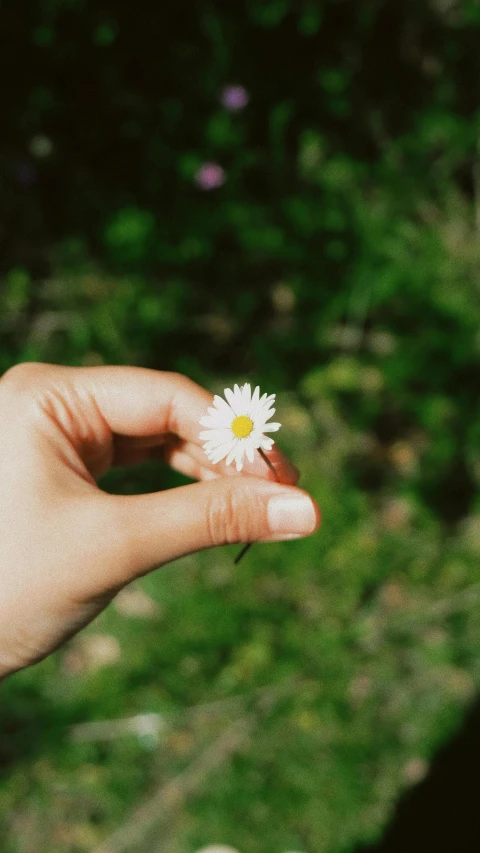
<box><xmin>0</xmin><ymin>362</ymin><xmax>321</xmax><ymax>679</ymax></box>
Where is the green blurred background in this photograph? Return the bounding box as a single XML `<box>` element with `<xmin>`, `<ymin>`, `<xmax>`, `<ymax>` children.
<box><xmin>2</xmin><ymin>1</ymin><xmax>480</xmax><ymax>851</ymax></box>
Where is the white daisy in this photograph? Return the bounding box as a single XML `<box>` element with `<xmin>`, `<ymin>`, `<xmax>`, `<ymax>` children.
<box><xmin>199</xmin><ymin>383</ymin><xmax>281</xmax><ymax>472</ymax></box>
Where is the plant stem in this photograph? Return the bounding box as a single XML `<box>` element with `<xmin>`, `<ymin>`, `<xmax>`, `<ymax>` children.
<box><xmin>234</xmin><ymin>448</ymin><xmax>279</xmax><ymax>565</ymax></box>
<box><xmin>234</xmin><ymin>541</ymin><xmax>252</xmax><ymax>564</ymax></box>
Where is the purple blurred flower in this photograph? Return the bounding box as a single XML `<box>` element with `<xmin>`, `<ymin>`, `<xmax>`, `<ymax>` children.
<box><xmin>220</xmin><ymin>84</ymin><xmax>250</xmax><ymax>111</ymax></box>
<box><xmin>194</xmin><ymin>162</ymin><xmax>226</xmax><ymax>191</ymax></box>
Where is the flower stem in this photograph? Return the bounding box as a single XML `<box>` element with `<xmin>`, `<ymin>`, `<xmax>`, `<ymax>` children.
<box><xmin>234</xmin><ymin>448</ymin><xmax>279</xmax><ymax>565</ymax></box>
<box><xmin>234</xmin><ymin>541</ymin><xmax>252</xmax><ymax>564</ymax></box>
<box><xmin>258</xmin><ymin>446</ymin><xmax>278</xmax><ymax>477</ymax></box>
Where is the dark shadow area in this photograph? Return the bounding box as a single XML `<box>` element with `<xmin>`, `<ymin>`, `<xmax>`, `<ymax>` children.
<box><xmin>357</xmin><ymin>695</ymin><xmax>480</xmax><ymax>853</ymax></box>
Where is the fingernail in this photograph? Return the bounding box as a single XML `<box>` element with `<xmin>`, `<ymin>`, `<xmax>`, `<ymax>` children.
<box><xmin>267</xmin><ymin>493</ymin><xmax>317</xmax><ymax>539</ymax></box>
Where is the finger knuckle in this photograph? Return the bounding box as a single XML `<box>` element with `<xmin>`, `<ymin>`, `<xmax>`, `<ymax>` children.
<box><xmin>206</xmin><ymin>486</ymin><xmax>263</xmax><ymax>546</ymax></box>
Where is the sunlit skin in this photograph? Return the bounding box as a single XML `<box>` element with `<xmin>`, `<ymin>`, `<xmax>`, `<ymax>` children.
<box><xmin>0</xmin><ymin>363</ymin><xmax>321</xmax><ymax>680</ymax></box>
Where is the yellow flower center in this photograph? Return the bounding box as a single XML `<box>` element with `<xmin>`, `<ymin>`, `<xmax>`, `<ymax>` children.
<box><xmin>231</xmin><ymin>415</ymin><xmax>254</xmax><ymax>438</ymax></box>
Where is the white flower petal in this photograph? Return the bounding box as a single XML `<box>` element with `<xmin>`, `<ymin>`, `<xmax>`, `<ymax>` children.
<box><xmin>204</xmin><ymin>409</ymin><xmax>233</xmax><ymax>428</ymax></box>
<box><xmin>261</xmin><ymin>396</ymin><xmax>276</xmax><ymax>411</ymax></box>
<box><xmin>203</xmin><ymin>438</ymin><xmax>233</xmax><ymax>453</ymax></box>
<box><xmin>213</xmin><ymin>395</ymin><xmax>235</xmax><ymax>416</ymax></box>
<box><xmin>251</xmin><ymin>385</ymin><xmax>260</xmax><ymax>407</ymax></box>
<box><xmin>245</xmin><ymin>441</ymin><xmax>255</xmax><ymax>464</ymax></box>
<box><xmin>200</xmin><ymin>415</ymin><xmax>230</xmax><ymax>428</ymax></box>
<box><xmin>257</xmin><ymin>407</ymin><xmax>275</xmax><ymax>422</ymax></box>
<box><xmin>241</xmin><ymin>383</ymin><xmax>252</xmax><ymax>408</ymax></box>
<box><xmin>249</xmin><ymin>431</ymin><xmax>264</xmax><ymax>449</ymax></box>
<box><xmin>225</xmin><ymin>441</ymin><xmax>240</xmax><ymax>467</ymax></box>
<box><xmin>233</xmin><ymin>384</ymin><xmax>245</xmax><ymax>409</ymax></box>
<box><xmin>213</xmin><ymin>413</ymin><xmax>233</xmax><ymax>431</ymax></box>
<box><xmin>199</xmin><ymin>428</ymin><xmax>232</xmax><ymax>441</ymax></box>
<box><xmin>211</xmin><ymin>450</ymin><xmax>232</xmax><ymax>465</ymax></box>
<box><xmin>210</xmin><ymin>440</ymin><xmax>236</xmax><ymax>462</ymax></box>
<box><xmin>210</xmin><ymin>427</ymin><xmax>233</xmax><ymax>438</ymax></box>
<box><xmin>208</xmin><ymin>437</ymin><xmax>232</xmax><ymax>453</ymax></box>
<box><xmin>233</xmin><ymin>444</ymin><xmax>245</xmax><ymax>471</ymax></box>
<box><xmin>234</xmin><ymin>384</ymin><xmax>247</xmax><ymax>412</ymax></box>
<box><xmin>203</xmin><ymin>433</ymin><xmax>234</xmax><ymax>449</ymax></box>
<box><xmin>200</xmin><ymin>434</ymin><xmax>216</xmax><ymax>445</ymax></box>
<box><xmin>224</xmin><ymin>387</ymin><xmax>239</xmax><ymax>413</ymax></box>
<box><xmin>203</xmin><ymin>433</ymin><xmax>227</xmax><ymax>445</ymax></box>
<box><xmin>262</xmin><ymin>422</ymin><xmax>281</xmax><ymax>432</ymax></box>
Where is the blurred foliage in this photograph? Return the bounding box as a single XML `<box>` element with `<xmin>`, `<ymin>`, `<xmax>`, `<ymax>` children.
<box><xmin>2</xmin><ymin>0</ymin><xmax>480</xmax><ymax>851</ymax></box>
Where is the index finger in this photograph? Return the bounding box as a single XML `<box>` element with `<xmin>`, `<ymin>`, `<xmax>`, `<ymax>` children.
<box><xmin>89</xmin><ymin>367</ymin><xmax>299</xmax><ymax>485</ymax></box>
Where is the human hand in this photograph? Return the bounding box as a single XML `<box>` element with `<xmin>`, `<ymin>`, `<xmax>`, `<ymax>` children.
<box><xmin>0</xmin><ymin>363</ymin><xmax>321</xmax><ymax>678</ymax></box>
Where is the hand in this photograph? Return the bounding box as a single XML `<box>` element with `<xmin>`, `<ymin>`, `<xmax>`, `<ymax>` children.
<box><xmin>0</xmin><ymin>363</ymin><xmax>321</xmax><ymax>678</ymax></box>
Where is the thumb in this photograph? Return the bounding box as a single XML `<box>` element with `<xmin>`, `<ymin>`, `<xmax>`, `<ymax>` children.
<box><xmin>102</xmin><ymin>476</ymin><xmax>321</xmax><ymax>584</ymax></box>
